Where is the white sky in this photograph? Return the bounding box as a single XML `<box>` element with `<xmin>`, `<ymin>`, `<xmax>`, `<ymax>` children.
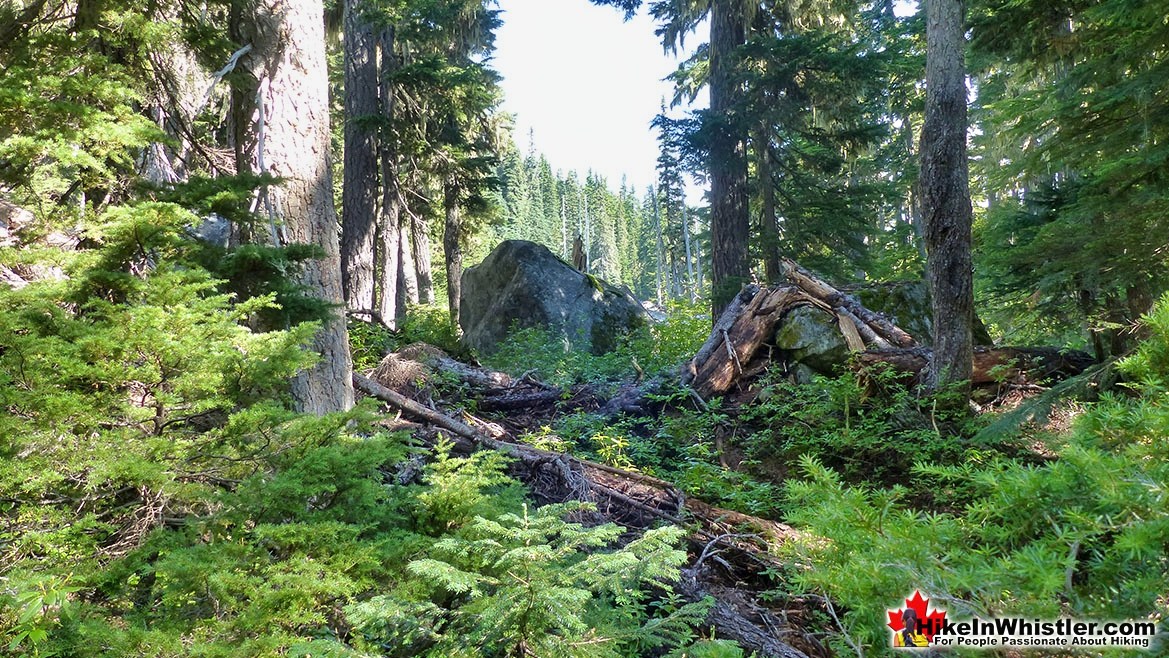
<box><xmin>491</xmin><ymin>0</ymin><xmax>705</xmax><ymax>198</ymax></box>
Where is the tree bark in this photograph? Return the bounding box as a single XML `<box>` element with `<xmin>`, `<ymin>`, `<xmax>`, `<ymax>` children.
<box><xmin>398</xmin><ymin>212</ymin><xmax>419</xmax><ymax>312</ymax></box>
<box><xmin>231</xmin><ymin>0</ymin><xmax>354</xmax><ymax>414</ymax></box>
<box><xmin>341</xmin><ymin>0</ymin><xmax>379</xmax><ymax>314</ymax></box>
<box><xmin>708</xmin><ymin>0</ymin><xmax>751</xmax><ymax>320</ymax></box>
<box><xmin>377</xmin><ymin>166</ymin><xmax>402</xmax><ymax>327</ymax></box>
<box><xmin>920</xmin><ymin>0</ymin><xmax>973</xmax><ymax>395</ymax></box>
<box><xmin>652</xmin><ymin>188</ymin><xmax>666</xmax><ymax>306</ymax></box>
<box><xmin>688</xmin><ymin>286</ymin><xmax>814</xmax><ymax>399</ymax></box>
<box><xmin>757</xmin><ymin>131</ymin><xmax>781</xmax><ymax>283</ymax></box>
<box><xmin>377</xmin><ymin>26</ymin><xmax>402</xmax><ymax>327</ymax></box>
<box><xmin>443</xmin><ymin>179</ymin><xmax>463</xmax><ymax>332</ymax></box>
<box><xmin>683</xmin><ymin>204</ymin><xmax>696</xmax><ymax>302</ymax></box>
<box><xmin>411</xmin><ymin>210</ymin><xmax>435</xmax><ymax>304</ymax></box>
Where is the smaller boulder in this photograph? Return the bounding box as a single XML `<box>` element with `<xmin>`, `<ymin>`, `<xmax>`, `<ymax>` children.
<box><xmin>775</xmin><ymin>305</ymin><xmax>850</xmax><ymax>375</ymax></box>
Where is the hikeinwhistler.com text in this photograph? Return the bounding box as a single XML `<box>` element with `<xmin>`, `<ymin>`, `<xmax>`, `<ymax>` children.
<box><xmin>928</xmin><ymin>617</ymin><xmax>1158</xmax><ymax>649</ymax></box>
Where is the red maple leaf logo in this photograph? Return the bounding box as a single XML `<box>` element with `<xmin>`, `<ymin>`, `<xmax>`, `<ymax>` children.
<box><xmin>887</xmin><ymin>591</ymin><xmax>947</xmax><ymax>641</ymax></box>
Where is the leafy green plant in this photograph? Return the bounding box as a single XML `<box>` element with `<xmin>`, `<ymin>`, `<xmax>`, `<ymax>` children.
<box><xmin>740</xmin><ymin>366</ymin><xmax>987</xmax><ymax>494</ymax></box>
<box><xmin>2</xmin><ymin>574</ymin><xmax>80</xmax><ymax>656</ymax></box>
<box><xmin>348</xmin><ymin>318</ymin><xmax>399</xmax><ymax>371</ymax></box>
<box><xmin>398</xmin><ymin>304</ymin><xmax>469</xmax><ymax>357</ymax></box>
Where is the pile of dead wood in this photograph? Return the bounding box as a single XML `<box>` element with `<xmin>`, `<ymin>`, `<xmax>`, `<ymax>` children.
<box><xmin>354</xmin><ymin>352</ymin><xmax>823</xmax><ymax>657</ymax></box>
<box><xmin>683</xmin><ymin>258</ymin><xmax>1095</xmax><ymax>400</ymax></box>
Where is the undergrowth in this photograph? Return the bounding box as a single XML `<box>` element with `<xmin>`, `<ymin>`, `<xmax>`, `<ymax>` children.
<box><xmin>483</xmin><ymin>300</ymin><xmax>710</xmax><ymax>388</ymax></box>
<box><xmin>779</xmin><ymin>296</ymin><xmax>1169</xmax><ymax>656</ymax></box>
<box><xmin>0</xmin><ymin>206</ymin><xmax>715</xmax><ymax>658</ymax></box>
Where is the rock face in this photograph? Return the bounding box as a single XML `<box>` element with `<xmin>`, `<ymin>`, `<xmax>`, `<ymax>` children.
<box><xmin>459</xmin><ymin>240</ymin><xmax>649</xmax><ymax>355</ymax></box>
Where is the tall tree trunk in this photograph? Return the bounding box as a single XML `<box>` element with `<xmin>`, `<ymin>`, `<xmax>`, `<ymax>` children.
<box><xmin>341</xmin><ymin>0</ymin><xmax>379</xmax><ymax>314</ymax></box>
<box><xmin>652</xmin><ymin>188</ymin><xmax>666</xmax><ymax>306</ymax></box>
<box><xmin>411</xmin><ymin>212</ymin><xmax>434</xmax><ymax>304</ymax></box>
<box><xmin>377</xmin><ymin>26</ymin><xmax>401</xmax><ymax>327</ymax></box>
<box><xmin>560</xmin><ymin>195</ymin><xmax>569</xmax><ymax>258</ymax></box>
<box><xmin>399</xmin><ymin>212</ymin><xmax>419</xmax><ymax>312</ymax></box>
<box><xmin>377</xmin><ymin>195</ymin><xmax>401</xmax><ymax>327</ymax></box>
<box><xmin>231</xmin><ymin>0</ymin><xmax>354</xmax><ymax>414</ymax></box>
<box><xmin>694</xmin><ymin>216</ymin><xmax>705</xmax><ymax>296</ymax></box>
<box><xmin>443</xmin><ymin>179</ymin><xmax>463</xmax><ymax>332</ymax></box>
<box><xmin>708</xmin><ymin>0</ymin><xmax>751</xmax><ymax>319</ymax></box>
<box><xmin>583</xmin><ymin>191</ymin><xmax>592</xmax><ymax>272</ymax></box>
<box><xmin>683</xmin><ymin>204</ymin><xmax>696</xmax><ymax>302</ymax></box>
<box><xmin>903</xmin><ymin>117</ymin><xmax>928</xmax><ymax>262</ymax></box>
<box><xmin>377</xmin><ymin>143</ymin><xmax>402</xmax><ymax>328</ymax></box>
<box><xmin>756</xmin><ymin>129</ymin><xmax>781</xmax><ymax>283</ymax></box>
<box><xmin>921</xmin><ymin>0</ymin><xmax>973</xmax><ymax>395</ymax></box>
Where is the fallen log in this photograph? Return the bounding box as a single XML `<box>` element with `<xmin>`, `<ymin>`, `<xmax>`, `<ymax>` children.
<box><xmin>355</xmin><ymin>373</ymin><xmax>488</xmax><ymax>444</ymax></box>
<box><xmin>856</xmin><ymin>346</ymin><xmax>1097</xmax><ymax>386</ymax></box>
<box><xmin>354</xmin><ymin>372</ymin><xmax>796</xmax><ymax>537</ymax></box>
<box><xmin>679</xmin><ymin>567</ymin><xmax>810</xmax><ymax>658</ymax></box>
<box><xmin>782</xmin><ymin>258</ymin><xmax>917</xmax><ymax>348</ymax></box>
<box><xmin>477</xmin><ymin>389</ymin><xmax>562</xmax><ymax>411</ymax></box>
<box><xmin>690</xmin><ymin>286</ymin><xmax>814</xmax><ymax>399</ymax></box>
<box><xmin>683</xmin><ymin>285</ymin><xmax>760</xmax><ymax>386</ymax></box>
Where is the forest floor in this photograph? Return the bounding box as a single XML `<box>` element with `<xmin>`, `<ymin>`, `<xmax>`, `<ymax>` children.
<box><xmin>350</xmin><ymin>279</ymin><xmax>1098</xmax><ymax>658</ymax></box>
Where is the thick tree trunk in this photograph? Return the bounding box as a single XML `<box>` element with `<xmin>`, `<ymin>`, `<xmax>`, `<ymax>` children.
<box><xmin>341</xmin><ymin>0</ymin><xmax>380</xmax><ymax>314</ymax></box>
<box><xmin>920</xmin><ymin>0</ymin><xmax>973</xmax><ymax>394</ymax></box>
<box><xmin>377</xmin><ymin>27</ymin><xmax>401</xmax><ymax>327</ymax></box>
<box><xmin>443</xmin><ymin>180</ymin><xmax>463</xmax><ymax>332</ymax></box>
<box><xmin>709</xmin><ymin>0</ymin><xmax>751</xmax><ymax>319</ymax></box>
<box><xmin>232</xmin><ymin>0</ymin><xmax>354</xmax><ymax>414</ymax></box>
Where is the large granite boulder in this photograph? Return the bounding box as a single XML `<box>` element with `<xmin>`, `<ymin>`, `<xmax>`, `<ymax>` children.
<box><xmin>459</xmin><ymin>240</ymin><xmax>649</xmax><ymax>355</ymax></box>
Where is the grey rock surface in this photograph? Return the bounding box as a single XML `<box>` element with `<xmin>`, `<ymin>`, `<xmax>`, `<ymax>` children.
<box><xmin>459</xmin><ymin>240</ymin><xmax>649</xmax><ymax>355</ymax></box>
<box><xmin>775</xmin><ymin>305</ymin><xmax>850</xmax><ymax>375</ymax></box>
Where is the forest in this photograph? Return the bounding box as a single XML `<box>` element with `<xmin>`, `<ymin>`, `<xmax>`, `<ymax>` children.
<box><xmin>1</xmin><ymin>0</ymin><xmax>1167</xmax><ymax>656</ymax></box>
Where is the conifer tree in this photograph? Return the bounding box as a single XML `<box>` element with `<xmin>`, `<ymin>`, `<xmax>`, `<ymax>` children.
<box><xmin>231</xmin><ymin>0</ymin><xmax>354</xmax><ymax>413</ymax></box>
<box><xmin>921</xmin><ymin>0</ymin><xmax>973</xmax><ymax>394</ymax></box>
<box><xmin>341</xmin><ymin>0</ymin><xmax>381</xmax><ymax>318</ymax></box>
